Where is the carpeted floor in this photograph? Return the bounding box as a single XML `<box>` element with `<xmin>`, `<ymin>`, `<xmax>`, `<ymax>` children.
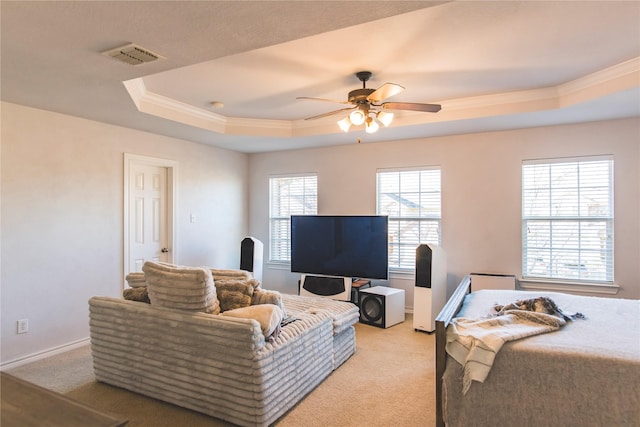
<box><xmin>6</xmin><ymin>314</ymin><xmax>436</xmax><ymax>426</ymax></box>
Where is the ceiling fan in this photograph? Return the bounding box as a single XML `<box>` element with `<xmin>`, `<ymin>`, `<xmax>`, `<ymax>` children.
<box><xmin>297</xmin><ymin>71</ymin><xmax>441</xmax><ymax>133</ymax></box>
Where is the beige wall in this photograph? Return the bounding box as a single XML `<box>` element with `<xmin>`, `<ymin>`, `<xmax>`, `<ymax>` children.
<box><xmin>2</xmin><ymin>101</ymin><xmax>638</xmax><ymax>365</ymax></box>
<box><xmin>1</xmin><ymin>102</ymin><xmax>249</xmax><ymax>365</ymax></box>
<box><xmin>248</xmin><ymin>118</ymin><xmax>640</xmax><ymax>305</ymax></box>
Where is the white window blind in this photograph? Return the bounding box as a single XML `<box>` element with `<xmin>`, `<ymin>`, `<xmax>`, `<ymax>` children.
<box><xmin>522</xmin><ymin>157</ymin><xmax>614</xmax><ymax>282</ymax></box>
<box><xmin>269</xmin><ymin>174</ymin><xmax>317</xmax><ymax>262</ymax></box>
<box><xmin>377</xmin><ymin>168</ymin><xmax>441</xmax><ymax>270</ymax></box>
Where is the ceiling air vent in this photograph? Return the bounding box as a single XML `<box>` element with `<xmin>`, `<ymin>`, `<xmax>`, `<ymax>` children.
<box><xmin>102</xmin><ymin>43</ymin><xmax>165</xmax><ymax>66</ymax></box>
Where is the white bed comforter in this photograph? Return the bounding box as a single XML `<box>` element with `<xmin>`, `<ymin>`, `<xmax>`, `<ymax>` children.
<box><xmin>446</xmin><ymin>308</ymin><xmax>566</xmax><ymax>394</ymax></box>
<box><xmin>442</xmin><ymin>290</ymin><xmax>640</xmax><ymax>427</ymax></box>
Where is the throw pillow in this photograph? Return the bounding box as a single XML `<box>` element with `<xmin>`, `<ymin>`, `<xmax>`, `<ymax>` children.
<box><xmin>246</xmin><ymin>278</ymin><xmax>261</xmax><ymax>290</ymax></box>
<box><xmin>210</xmin><ymin>268</ymin><xmax>253</xmax><ymax>282</ymax></box>
<box><xmin>210</xmin><ymin>269</ymin><xmax>263</xmax><ymax>290</ymax></box>
<box><xmin>142</xmin><ymin>261</ymin><xmax>220</xmax><ymax>314</ymax></box>
<box><xmin>215</xmin><ymin>279</ymin><xmax>254</xmax><ymax>312</ymax></box>
<box><xmin>221</xmin><ymin>304</ymin><xmax>284</xmax><ymax>341</ymax></box>
<box><xmin>123</xmin><ymin>287</ymin><xmax>150</xmax><ymax>303</ymax></box>
<box><xmin>251</xmin><ymin>288</ymin><xmax>286</xmax><ymax>317</ymax></box>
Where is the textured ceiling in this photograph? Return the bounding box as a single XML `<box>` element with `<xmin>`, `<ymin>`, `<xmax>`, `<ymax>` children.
<box><xmin>2</xmin><ymin>1</ymin><xmax>639</xmax><ymax>153</ymax></box>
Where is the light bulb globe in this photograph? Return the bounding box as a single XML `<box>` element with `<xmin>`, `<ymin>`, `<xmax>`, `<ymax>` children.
<box><xmin>377</xmin><ymin>111</ymin><xmax>394</xmax><ymax>127</ymax></box>
<box><xmin>349</xmin><ymin>109</ymin><xmax>366</xmax><ymax>125</ymax></box>
<box><xmin>337</xmin><ymin>117</ymin><xmax>352</xmax><ymax>132</ymax></box>
<box><xmin>365</xmin><ymin>118</ymin><xmax>379</xmax><ymax>134</ymax></box>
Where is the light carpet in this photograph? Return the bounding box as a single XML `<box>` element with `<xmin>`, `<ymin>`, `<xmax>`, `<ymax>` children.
<box><xmin>7</xmin><ymin>314</ymin><xmax>436</xmax><ymax>426</ymax></box>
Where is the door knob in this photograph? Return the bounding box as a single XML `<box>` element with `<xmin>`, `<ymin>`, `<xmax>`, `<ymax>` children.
<box><xmin>161</xmin><ymin>248</ymin><xmax>169</xmax><ymax>253</ymax></box>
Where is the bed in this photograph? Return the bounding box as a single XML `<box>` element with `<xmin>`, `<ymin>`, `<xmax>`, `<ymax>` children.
<box><xmin>435</xmin><ymin>275</ymin><xmax>640</xmax><ymax>427</ymax></box>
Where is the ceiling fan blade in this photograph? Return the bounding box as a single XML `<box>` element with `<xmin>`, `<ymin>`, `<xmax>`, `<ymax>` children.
<box><xmin>303</xmin><ymin>107</ymin><xmax>355</xmax><ymax>121</ymax></box>
<box><xmin>297</xmin><ymin>96</ymin><xmax>350</xmax><ymax>104</ymax></box>
<box><xmin>367</xmin><ymin>83</ymin><xmax>405</xmax><ymax>103</ymax></box>
<box><xmin>382</xmin><ymin>102</ymin><xmax>441</xmax><ymax>113</ymax></box>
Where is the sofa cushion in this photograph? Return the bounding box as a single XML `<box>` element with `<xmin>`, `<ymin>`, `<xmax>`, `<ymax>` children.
<box><xmin>142</xmin><ymin>261</ymin><xmax>220</xmax><ymax>314</ymax></box>
<box><xmin>221</xmin><ymin>304</ymin><xmax>284</xmax><ymax>340</ymax></box>
<box><xmin>280</xmin><ymin>294</ymin><xmax>359</xmax><ymax>336</ymax></box>
<box><xmin>211</xmin><ymin>268</ymin><xmax>253</xmax><ymax>281</ymax></box>
<box><xmin>215</xmin><ymin>279</ymin><xmax>255</xmax><ymax>312</ymax></box>
<box><xmin>125</xmin><ymin>272</ymin><xmax>146</xmax><ymax>288</ymax></box>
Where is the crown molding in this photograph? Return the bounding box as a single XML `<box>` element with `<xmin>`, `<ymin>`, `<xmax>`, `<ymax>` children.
<box><xmin>123</xmin><ymin>57</ymin><xmax>640</xmax><ymax>138</ymax></box>
<box><xmin>559</xmin><ymin>56</ymin><xmax>640</xmax><ymax>96</ymax></box>
<box><xmin>442</xmin><ymin>87</ymin><xmax>559</xmax><ymax>111</ymax></box>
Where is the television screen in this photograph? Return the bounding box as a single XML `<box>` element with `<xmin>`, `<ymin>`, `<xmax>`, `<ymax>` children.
<box><xmin>290</xmin><ymin>215</ymin><xmax>389</xmax><ymax>280</ymax></box>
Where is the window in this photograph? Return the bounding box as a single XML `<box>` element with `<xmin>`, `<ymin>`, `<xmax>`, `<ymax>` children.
<box><xmin>377</xmin><ymin>167</ymin><xmax>442</xmax><ymax>270</ymax></box>
<box><xmin>522</xmin><ymin>156</ymin><xmax>613</xmax><ymax>283</ymax></box>
<box><xmin>269</xmin><ymin>174</ymin><xmax>317</xmax><ymax>263</ymax></box>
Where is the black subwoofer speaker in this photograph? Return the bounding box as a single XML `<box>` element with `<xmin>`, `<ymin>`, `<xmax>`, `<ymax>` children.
<box><xmin>359</xmin><ymin>287</ymin><xmax>405</xmax><ymax>328</ymax></box>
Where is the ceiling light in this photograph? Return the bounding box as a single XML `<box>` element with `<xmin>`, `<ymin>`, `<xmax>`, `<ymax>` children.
<box><xmin>337</xmin><ymin>104</ymin><xmax>388</xmax><ymax>134</ymax></box>
<box><xmin>337</xmin><ymin>117</ymin><xmax>352</xmax><ymax>132</ymax></box>
<box><xmin>365</xmin><ymin>117</ymin><xmax>379</xmax><ymax>134</ymax></box>
<box><xmin>349</xmin><ymin>109</ymin><xmax>366</xmax><ymax>126</ymax></box>
<box><xmin>377</xmin><ymin>111</ymin><xmax>394</xmax><ymax>127</ymax></box>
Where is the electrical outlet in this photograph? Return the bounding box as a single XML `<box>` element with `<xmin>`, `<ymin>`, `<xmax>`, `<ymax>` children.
<box><xmin>17</xmin><ymin>319</ymin><xmax>29</xmax><ymax>334</ymax></box>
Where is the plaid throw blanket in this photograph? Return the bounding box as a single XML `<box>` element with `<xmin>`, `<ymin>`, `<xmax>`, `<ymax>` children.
<box><xmin>446</xmin><ymin>296</ymin><xmax>583</xmax><ymax>394</ymax></box>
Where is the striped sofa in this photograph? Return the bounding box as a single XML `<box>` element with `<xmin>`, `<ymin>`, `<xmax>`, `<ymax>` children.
<box><xmin>89</xmin><ymin>289</ymin><xmax>358</xmax><ymax>426</ymax></box>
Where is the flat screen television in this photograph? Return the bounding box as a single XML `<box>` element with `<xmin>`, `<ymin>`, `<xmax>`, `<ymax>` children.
<box><xmin>290</xmin><ymin>215</ymin><xmax>389</xmax><ymax>280</ymax></box>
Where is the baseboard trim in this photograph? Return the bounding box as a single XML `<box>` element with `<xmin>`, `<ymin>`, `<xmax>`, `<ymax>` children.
<box><xmin>0</xmin><ymin>338</ymin><xmax>90</xmax><ymax>371</ymax></box>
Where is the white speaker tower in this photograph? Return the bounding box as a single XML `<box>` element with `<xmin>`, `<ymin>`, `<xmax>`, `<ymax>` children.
<box><xmin>240</xmin><ymin>237</ymin><xmax>263</xmax><ymax>282</ymax></box>
<box><xmin>413</xmin><ymin>244</ymin><xmax>447</xmax><ymax>333</ymax></box>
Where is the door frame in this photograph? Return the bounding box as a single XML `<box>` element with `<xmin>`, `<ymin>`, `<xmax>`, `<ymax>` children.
<box><xmin>123</xmin><ymin>153</ymin><xmax>178</xmax><ymax>286</ymax></box>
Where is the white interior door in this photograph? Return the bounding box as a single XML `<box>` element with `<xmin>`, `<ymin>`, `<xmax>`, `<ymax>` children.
<box><xmin>124</xmin><ymin>154</ymin><xmax>176</xmax><ymax>282</ymax></box>
<box><xmin>129</xmin><ymin>164</ymin><xmax>168</xmax><ymax>272</ymax></box>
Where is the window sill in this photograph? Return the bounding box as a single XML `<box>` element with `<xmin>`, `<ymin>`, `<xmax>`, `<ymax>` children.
<box><xmin>519</xmin><ymin>278</ymin><xmax>620</xmax><ymax>295</ymax></box>
<box><xmin>389</xmin><ymin>268</ymin><xmax>415</xmax><ymax>279</ymax></box>
<box><xmin>266</xmin><ymin>261</ymin><xmax>291</xmax><ymax>271</ymax></box>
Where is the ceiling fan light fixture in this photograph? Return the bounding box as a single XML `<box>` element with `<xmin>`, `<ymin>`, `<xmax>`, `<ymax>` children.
<box><xmin>377</xmin><ymin>111</ymin><xmax>394</xmax><ymax>127</ymax></box>
<box><xmin>365</xmin><ymin>116</ymin><xmax>379</xmax><ymax>134</ymax></box>
<box><xmin>349</xmin><ymin>109</ymin><xmax>366</xmax><ymax>126</ymax></box>
<box><xmin>301</xmin><ymin>71</ymin><xmax>440</xmax><ymax>136</ymax></box>
<box><xmin>337</xmin><ymin>117</ymin><xmax>352</xmax><ymax>132</ymax></box>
